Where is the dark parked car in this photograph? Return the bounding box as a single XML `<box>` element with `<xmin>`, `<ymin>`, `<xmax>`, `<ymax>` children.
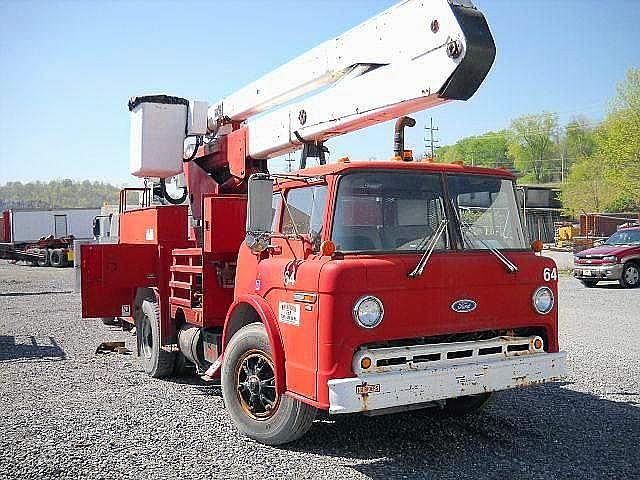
<box><xmin>574</xmin><ymin>226</ymin><xmax>640</xmax><ymax>288</ymax></box>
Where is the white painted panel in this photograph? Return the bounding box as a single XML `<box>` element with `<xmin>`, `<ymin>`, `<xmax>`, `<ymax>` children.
<box><xmin>129</xmin><ymin>102</ymin><xmax>187</xmax><ymax>178</ymax></box>
<box><xmin>9</xmin><ymin>209</ymin><xmax>100</xmax><ymax>243</ymax></box>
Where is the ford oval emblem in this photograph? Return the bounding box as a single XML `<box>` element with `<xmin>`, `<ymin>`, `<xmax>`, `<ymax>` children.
<box><xmin>451</xmin><ymin>299</ymin><xmax>477</xmax><ymax>313</ymax></box>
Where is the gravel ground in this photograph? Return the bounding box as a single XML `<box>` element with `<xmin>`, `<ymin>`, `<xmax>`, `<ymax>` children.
<box><xmin>1</xmin><ymin>261</ymin><xmax>638</xmax><ymax>480</ymax></box>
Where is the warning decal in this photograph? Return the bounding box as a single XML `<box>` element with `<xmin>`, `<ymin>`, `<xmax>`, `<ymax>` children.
<box><xmin>278</xmin><ymin>302</ymin><xmax>300</xmax><ymax>326</ymax></box>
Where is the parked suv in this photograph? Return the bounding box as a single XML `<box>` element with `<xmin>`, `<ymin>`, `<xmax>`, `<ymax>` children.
<box><xmin>574</xmin><ymin>225</ymin><xmax>640</xmax><ymax>288</ymax></box>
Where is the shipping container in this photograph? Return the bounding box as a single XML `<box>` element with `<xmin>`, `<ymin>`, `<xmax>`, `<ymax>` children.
<box><xmin>579</xmin><ymin>212</ymin><xmax>640</xmax><ymax>237</ymax></box>
<box><xmin>3</xmin><ymin>208</ymin><xmax>100</xmax><ymax>244</ymax></box>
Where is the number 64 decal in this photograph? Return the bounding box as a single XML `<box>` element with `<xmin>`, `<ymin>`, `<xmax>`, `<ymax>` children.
<box><xmin>543</xmin><ymin>267</ymin><xmax>558</xmax><ymax>281</ymax></box>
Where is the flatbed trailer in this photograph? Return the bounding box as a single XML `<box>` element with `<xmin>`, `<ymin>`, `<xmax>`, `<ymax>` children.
<box><xmin>0</xmin><ymin>243</ymin><xmax>44</xmax><ymax>263</ymax></box>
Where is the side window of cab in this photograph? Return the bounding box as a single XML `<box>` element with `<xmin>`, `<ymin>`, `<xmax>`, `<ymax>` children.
<box><xmin>281</xmin><ymin>185</ymin><xmax>328</xmax><ymax>252</ymax></box>
<box><xmin>271</xmin><ymin>192</ymin><xmax>281</xmax><ymax>232</ymax></box>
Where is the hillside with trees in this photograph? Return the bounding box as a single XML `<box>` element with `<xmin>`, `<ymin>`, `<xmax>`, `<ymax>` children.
<box><xmin>432</xmin><ymin>68</ymin><xmax>640</xmax><ymax>214</ymax></box>
<box><xmin>0</xmin><ymin>179</ymin><xmax>120</xmax><ymax>210</ymax></box>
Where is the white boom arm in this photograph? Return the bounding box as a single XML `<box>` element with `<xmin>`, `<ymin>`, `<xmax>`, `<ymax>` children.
<box><xmin>128</xmin><ymin>0</ymin><xmax>494</xmax><ymax>179</ymax></box>
<box><xmin>209</xmin><ymin>0</ymin><xmax>495</xmax><ymax>160</ymax></box>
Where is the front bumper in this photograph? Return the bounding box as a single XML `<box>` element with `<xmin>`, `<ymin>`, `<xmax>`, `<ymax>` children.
<box><xmin>573</xmin><ymin>264</ymin><xmax>622</xmax><ymax>280</ymax></box>
<box><xmin>327</xmin><ymin>352</ymin><xmax>567</xmax><ymax>414</ymax></box>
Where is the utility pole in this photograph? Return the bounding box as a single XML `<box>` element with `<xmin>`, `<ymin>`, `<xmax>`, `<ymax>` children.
<box><xmin>424</xmin><ymin>117</ymin><xmax>439</xmax><ymax>159</ymax></box>
<box><xmin>554</xmin><ymin>130</ymin><xmax>565</xmax><ymax>183</ymax></box>
<box><xmin>285</xmin><ymin>152</ymin><xmax>295</xmax><ymax>172</ymax></box>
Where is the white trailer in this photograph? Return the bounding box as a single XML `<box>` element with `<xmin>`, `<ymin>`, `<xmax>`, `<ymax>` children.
<box><xmin>4</xmin><ymin>208</ymin><xmax>100</xmax><ymax>244</ymax></box>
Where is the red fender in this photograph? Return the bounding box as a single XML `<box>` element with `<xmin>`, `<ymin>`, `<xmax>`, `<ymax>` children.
<box><xmin>221</xmin><ymin>294</ymin><xmax>286</xmax><ymax>394</ymax></box>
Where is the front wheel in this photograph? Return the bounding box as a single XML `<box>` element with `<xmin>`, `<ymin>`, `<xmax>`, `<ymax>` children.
<box><xmin>620</xmin><ymin>262</ymin><xmax>640</xmax><ymax>288</ymax></box>
<box><xmin>221</xmin><ymin>323</ymin><xmax>316</xmax><ymax>445</ymax></box>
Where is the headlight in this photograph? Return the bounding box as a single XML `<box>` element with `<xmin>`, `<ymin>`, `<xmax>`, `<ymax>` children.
<box><xmin>353</xmin><ymin>295</ymin><xmax>384</xmax><ymax>328</ymax></box>
<box><xmin>532</xmin><ymin>286</ymin><xmax>554</xmax><ymax>314</ymax></box>
<box><xmin>602</xmin><ymin>255</ymin><xmax>617</xmax><ymax>264</ymax></box>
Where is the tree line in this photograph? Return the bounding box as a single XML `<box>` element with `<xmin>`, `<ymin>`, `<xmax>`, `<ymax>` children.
<box><xmin>431</xmin><ymin>67</ymin><xmax>639</xmax><ymax>214</ymax></box>
<box><xmin>0</xmin><ymin>179</ymin><xmax>120</xmax><ymax>210</ymax></box>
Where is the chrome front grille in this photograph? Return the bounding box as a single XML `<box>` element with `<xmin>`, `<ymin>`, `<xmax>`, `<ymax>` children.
<box><xmin>353</xmin><ymin>335</ymin><xmax>544</xmax><ymax>375</ymax></box>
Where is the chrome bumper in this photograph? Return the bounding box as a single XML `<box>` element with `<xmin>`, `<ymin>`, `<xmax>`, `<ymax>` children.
<box><xmin>327</xmin><ymin>352</ymin><xmax>567</xmax><ymax>414</ymax></box>
<box><xmin>573</xmin><ymin>264</ymin><xmax>623</xmax><ymax>280</ymax></box>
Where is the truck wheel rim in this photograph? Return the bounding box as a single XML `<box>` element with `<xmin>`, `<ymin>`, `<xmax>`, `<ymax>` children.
<box><xmin>140</xmin><ymin>316</ymin><xmax>153</xmax><ymax>359</ymax></box>
<box><xmin>625</xmin><ymin>265</ymin><xmax>639</xmax><ymax>285</ymax></box>
<box><xmin>235</xmin><ymin>350</ymin><xmax>279</xmax><ymax>420</ymax></box>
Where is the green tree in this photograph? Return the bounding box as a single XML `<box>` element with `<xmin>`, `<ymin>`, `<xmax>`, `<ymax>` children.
<box><xmin>0</xmin><ymin>180</ymin><xmax>120</xmax><ymax>210</ymax></box>
<box><xmin>435</xmin><ymin>130</ymin><xmax>511</xmax><ymax>169</ymax></box>
<box><xmin>596</xmin><ymin>68</ymin><xmax>640</xmax><ymax>207</ymax></box>
<box><xmin>564</xmin><ymin>116</ymin><xmax>596</xmax><ymax>161</ymax></box>
<box><xmin>508</xmin><ymin>113</ymin><xmax>559</xmax><ymax>183</ymax></box>
<box><xmin>560</xmin><ymin>156</ymin><xmax>616</xmax><ymax>215</ymax></box>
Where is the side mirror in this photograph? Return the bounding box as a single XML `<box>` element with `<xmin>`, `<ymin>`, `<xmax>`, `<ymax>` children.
<box><xmin>246</xmin><ymin>173</ymin><xmax>274</xmax><ymax>253</ymax></box>
<box><xmin>92</xmin><ymin>218</ymin><xmax>101</xmax><ymax>238</ymax></box>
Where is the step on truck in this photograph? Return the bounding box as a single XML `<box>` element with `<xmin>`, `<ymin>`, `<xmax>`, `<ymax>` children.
<box><xmin>80</xmin><ymin>0</ymin><xmax>567</xmax><ymax>445</ymax></box>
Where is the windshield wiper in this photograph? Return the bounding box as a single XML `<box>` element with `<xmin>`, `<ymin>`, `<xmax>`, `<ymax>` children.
<box><xmin>408</xmin><ymin>219</ymin><xmax>448</xmax><ymax>278</ymax></box>
<box><xmin>460</xmin><ymin>224</ymin><xmax>518</xmax><ymax>273</ymax></box>
<box><xmin>454</xmin><ymin>207</ymin><xmax>518</xmax><ymax>273</ymax></box>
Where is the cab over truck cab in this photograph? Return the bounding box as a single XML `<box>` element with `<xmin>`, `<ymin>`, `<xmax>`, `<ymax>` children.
<box><xmin>81</xmin><ymin>161</ymin><xmax>566</xmax><ymax>445</ymax></box>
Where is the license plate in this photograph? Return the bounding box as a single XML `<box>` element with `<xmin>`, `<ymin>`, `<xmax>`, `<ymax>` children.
<box><xmin>356</xmin><ymin>384</ymin><xmax>381</xmax><ymax>395</ymax></box>
<box><xmin>583</xmin><ymin>270</ymin><xmax>592</xmax><ymax>276</ymax></box>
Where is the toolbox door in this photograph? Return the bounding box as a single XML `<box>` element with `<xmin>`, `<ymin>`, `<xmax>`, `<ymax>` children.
<box><xmin>80</xmin><ymin>243</ymin><xmax>158</xmax><ymax>318</ymax></box>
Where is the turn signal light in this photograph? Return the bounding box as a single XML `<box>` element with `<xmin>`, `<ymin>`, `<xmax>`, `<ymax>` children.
<box><xmin>321</xmin><ymin>240</ymin><xmax>336</xmax><ymax>256</ymax></box>
<box><xmin>361</xmin><ymin>357</ymin><xmax>372</xmax><ymax>369</ymax></box>
<box><xmin>532</xmin><ymin>240</ymin><xmax>544</xmax><ymax>253</ymax></box>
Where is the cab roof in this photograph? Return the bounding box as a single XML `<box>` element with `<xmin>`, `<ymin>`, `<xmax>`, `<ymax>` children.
<box><xmin>286</xmin><ymin>160</ymin><xmax>515</xmax><ymax>179</ymax></box>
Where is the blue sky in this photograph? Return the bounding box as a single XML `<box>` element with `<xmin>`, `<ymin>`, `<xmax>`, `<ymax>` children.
<box><xmin>1</xmin><ymin>0</ymin><xmax>638</xmax><ymax>185</ymax></box>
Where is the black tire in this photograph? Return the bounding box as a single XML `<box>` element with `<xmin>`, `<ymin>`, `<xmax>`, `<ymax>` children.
<box><xmin>136</xmin><ymin>296</ymin><xmax>177</xmax><ymax>378</ymax></box>
<box><xmin>26</xmin><ymin>248</ymin><xmax>39</xmax><ymax>266</ymax></box>
<box><xmin>619</xmin><ymin>262</ymin><xmax>640</xmax><ymax>288</ymax></box>
<box><xmin>101</xmin><ymin>317</ymin><xmax>120</xmax><ymax>326</ymax></box>
<box><xmin>36</xmin><ymin>248</ymin><xmax>49</xmax><ymax>267</ymax></box>
<box><xmin>581</xmin><ymin>279</ymin><xmax>598</xmax><ymax>288</ymax></box>
<box><xmin>49</xmin><ymin>249</ymin><xmax>64</xmax><ymax>267</ymax></box>
<box><xmin>440</xmin><ymin>392</ymin><xmax>493</xmax><ymax>416</ymax></box>
<box><xmin>221</xmin><ymin>323</ymin><xmax>316</xmax><ymax>445</ymax></box>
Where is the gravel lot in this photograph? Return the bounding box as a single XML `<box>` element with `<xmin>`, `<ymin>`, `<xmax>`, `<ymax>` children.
<box><xmin>1</xmin><ymin>260</ymin><xmax>638</xmax><ymax>480</ymax></box>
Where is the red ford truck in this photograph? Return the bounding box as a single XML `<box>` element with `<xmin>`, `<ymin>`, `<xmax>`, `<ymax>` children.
<box><xmin>79</xmin><ymin>0</ymin><xmax>566</xmax><ymax>445</ymax></box>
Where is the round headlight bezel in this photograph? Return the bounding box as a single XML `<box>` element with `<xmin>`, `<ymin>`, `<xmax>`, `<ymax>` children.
<box><xmin>532</xmin><ymin>286</ymin><xmax>554</xmax><ymax>314</ymax></box>
<box><xmin>353</xmin><ymin>295</ymin><xmax>384</xmax><ymax>329</ymax></box>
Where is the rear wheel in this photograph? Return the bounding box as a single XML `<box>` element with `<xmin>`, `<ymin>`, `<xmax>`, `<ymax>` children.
<box><xmin>37</xmin><ymin>249</ymin><xmax>49</xmax><ymax>267</ymax></box>
<box><xmin>620</xmin><ymin>262</ymin><xmax>640</xmax><ymax>288</ymax></box>
<box><xmin>49</xmin><ymin>249</ymin><xmax>64</xmax><ymax>267</ymax></box>
<box><xmin>136</xmin><ymin>296</ymin><xmax>177</xmax><ymax>378</ymax></box>
<box><xmin>440</xmin><ymin>392</ymin><xmax>493</xmax><ymax>416</ymax></box>
<box><xmin>221</xmin><ymin>323</ymin><xmax>316</xmax><ymax>445</ymax></box>
<box><xmin>580</xmin><ymin>279</ymin><xmax>598</xmax><ymax>288</ymax></box>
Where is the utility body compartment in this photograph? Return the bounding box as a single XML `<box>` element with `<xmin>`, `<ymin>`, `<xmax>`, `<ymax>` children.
<box><xmin>80</xmin><ymin>243</ymin><xmax>158</xmax><ymax>318</ymax></box>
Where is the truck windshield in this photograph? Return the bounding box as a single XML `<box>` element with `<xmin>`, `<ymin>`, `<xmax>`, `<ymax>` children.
<box><xmin>332</xmin><ymin>171</ymin><xmax>449</xmax><ymax>252</ymax></box>
<box><xmin>605</xmin><ymin>229</ymin><xmax>640</xmax><ymax>245</ymax></box>
<box><xmin>446</xmin><ymin>175</ymin><xmax>527</xmax><ymax>250</ymax></box>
